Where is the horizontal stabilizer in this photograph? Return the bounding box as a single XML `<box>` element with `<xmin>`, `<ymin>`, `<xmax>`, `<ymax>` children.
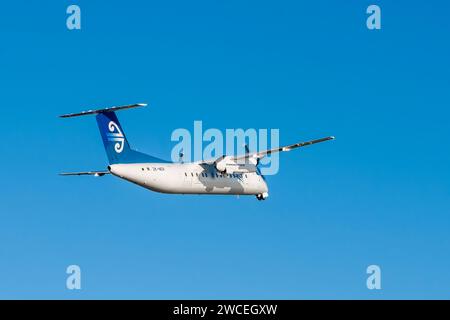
<box><xmin>59</xmin><ymin>103</ymin><xmax>147</xmax><ymax>118</ymax></box>
<box><xmin>59</xmin><ymin>171</ymin><xmax>110</xmax><ymax>177</ymax></box>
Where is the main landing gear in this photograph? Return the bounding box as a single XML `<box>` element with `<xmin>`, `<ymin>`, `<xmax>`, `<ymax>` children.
<box><xmin>256</xmin><ymin>192</ymin><xmax>269</xmax><ymax>201</ymax></box>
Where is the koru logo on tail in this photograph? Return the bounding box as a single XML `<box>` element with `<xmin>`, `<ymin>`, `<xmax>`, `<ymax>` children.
<box><xmin>107</xmin><ymin>121</ymin><xmax>125</xmax><ymax>153</ymax></box>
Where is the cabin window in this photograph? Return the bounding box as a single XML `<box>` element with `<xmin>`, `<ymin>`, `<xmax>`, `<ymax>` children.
<box><xmin>184</xmin><ymin>172</ymin><xmax>187</xmax><ymax>177</ymax></box>
<box><xmin>141</xmin><ymin>168</ymin><xmax>144</xmax><ymax>171</ymax></box>
<box><xmin>205</xmin><ymin>173</ymin><xmax>208</xmax><ymax>177</ymax></box>
<box><xmin>191</xmin><ymin>172</ymin><xmax>193</xmax><ymax>177</ymax></box>
<box><xmin>196</xmin><ymin>173</ymin><xmax>199</xmax><ymax>177</ymax></box>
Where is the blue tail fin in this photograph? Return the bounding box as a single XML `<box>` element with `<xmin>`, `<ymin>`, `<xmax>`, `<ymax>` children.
<box><xmin>60</xmin><ymin>103</ymin><xmax>169</xmax><ymax>164</ymax></box>
<box><xmin>96</xmin><ymin>112</ymin><xmax>169</xmax><ymax>164</ymax></box>
<box><xmin>96</xmin><ymin>112</ymin><xmax>131</xmax><ymax>164</ymax></box>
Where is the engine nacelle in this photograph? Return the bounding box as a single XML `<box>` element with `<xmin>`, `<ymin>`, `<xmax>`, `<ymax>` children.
<box><xmin>215</xmin><ymin>157</ymin><xmax>257</xmax><ymax>174</ymax></box>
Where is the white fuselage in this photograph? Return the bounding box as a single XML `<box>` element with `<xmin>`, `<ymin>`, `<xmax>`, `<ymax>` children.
<box><xmin>109</xmin><ymin>163</ymin><xmax>269</xmax><ymax>196</ymax></box>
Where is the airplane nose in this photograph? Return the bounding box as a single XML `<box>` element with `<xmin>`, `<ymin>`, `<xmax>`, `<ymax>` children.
<box><xmin>262</xmin><ymin>178</ymin><xmax>269</xmax><ymax>193</ymax></box>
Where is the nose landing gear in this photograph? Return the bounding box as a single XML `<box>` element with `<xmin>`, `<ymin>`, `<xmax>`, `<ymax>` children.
<box><xmin>256</xmin><ymin>192</ymin><xmax>269</xmax><ymax>201</ymax></box>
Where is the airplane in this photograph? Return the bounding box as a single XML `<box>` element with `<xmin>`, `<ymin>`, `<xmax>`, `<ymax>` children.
<box><xmin>59</xmin><ymin>103</ymin><xmax>334</xmax><ymax>200</ymax></box>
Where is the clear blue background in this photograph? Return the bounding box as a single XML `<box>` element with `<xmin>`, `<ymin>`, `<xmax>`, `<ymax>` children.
<box><xmin>0</xmin><ymin>0</ymin><xmax>449</xmax><ymax>299</ymax></box>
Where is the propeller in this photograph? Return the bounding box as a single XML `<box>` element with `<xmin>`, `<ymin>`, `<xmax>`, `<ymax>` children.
<box><xmin>245</xmin><ymin>144</ymin><xmax>265</xmax><ymax>180</ymax></box>
<box><xmin>179</xmin><ymin>150</ymin><xmax>184</xmax><ymax>163</ymax></box>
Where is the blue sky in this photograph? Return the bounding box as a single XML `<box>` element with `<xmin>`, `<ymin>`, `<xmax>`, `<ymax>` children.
<box><xmin>0</xmin><ymin>0</ymin><xmax>449</xmax><ymax>299</ymax></box>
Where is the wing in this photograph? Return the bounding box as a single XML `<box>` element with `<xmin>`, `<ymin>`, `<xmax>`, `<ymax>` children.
<box><xmin>59</xmin><ymin>171</ymin><xmax>110</xmax><ymax>177</ymax></box>
<box><xmin>232</xmin><ymin>136</ymin><xmax>335</xmax><ymax>162</ymax></box>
